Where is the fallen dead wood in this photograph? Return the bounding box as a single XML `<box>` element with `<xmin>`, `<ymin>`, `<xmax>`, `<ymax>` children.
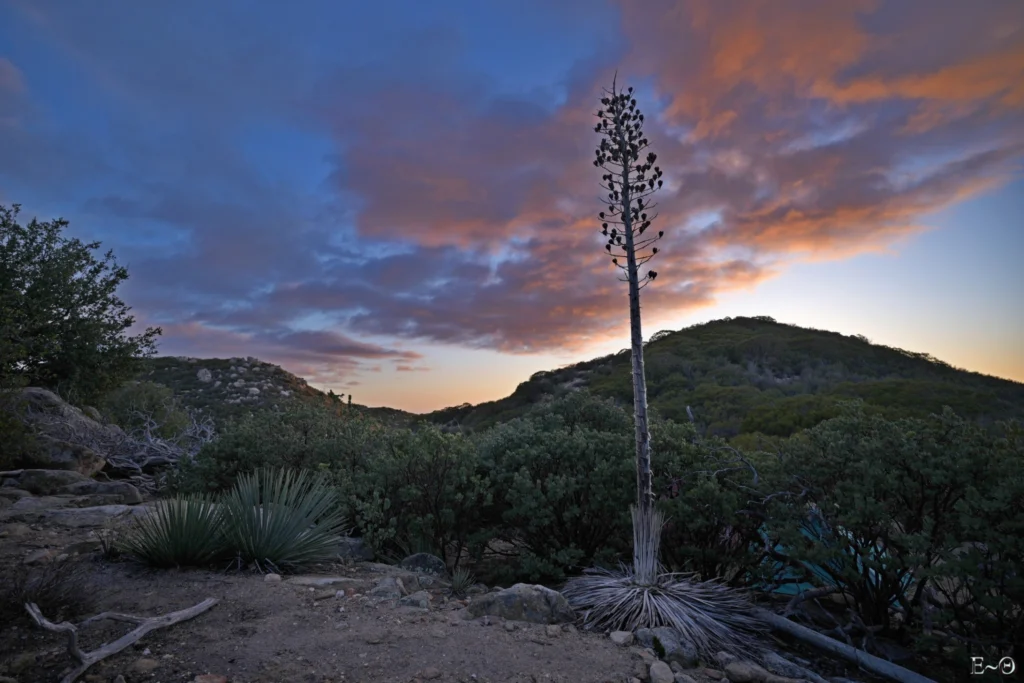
<box><xmin>752</xmin><ymin>608</ymin><xmax>936</xmax><ymax>683</ymax></box>
<box><xmin>25</xmin><ymin>597</ymin><xmax>218</xmax><ymax>683</ymax></box>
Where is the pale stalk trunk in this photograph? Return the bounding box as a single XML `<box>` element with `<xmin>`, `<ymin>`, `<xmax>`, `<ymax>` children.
<box><xmin>615</xmin><ymin>94</ymin><xmax>657</xmax><ymax>585</ymax></box>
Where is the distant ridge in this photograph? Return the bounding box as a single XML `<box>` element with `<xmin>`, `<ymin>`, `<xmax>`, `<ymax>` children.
<box><xmin>422</xmin><ymin>316</ymin><xmax>1024</xmax><ymax>437</ymax></box>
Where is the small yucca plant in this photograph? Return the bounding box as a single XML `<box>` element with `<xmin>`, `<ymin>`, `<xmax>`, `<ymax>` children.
<box><xmin>121</xmin><ymin>495</ymin><xmax>226</xmax><ymax>568</ymax></box>
<box><xmin>449</xmin><ymin>567</ymin><xmax>475</xmax><ymax>598</ymax></box>
<box><xmin>221</xmin><ymin>467</ymin><xmax>347</xmax><ymax>573</ymax></box>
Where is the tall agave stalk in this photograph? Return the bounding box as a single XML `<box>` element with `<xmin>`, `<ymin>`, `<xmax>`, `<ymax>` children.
<box><xmin>593</xmin><ymin>72</ymin><xmax>666</xmax><ymax>584</ymax></box>
<box><xmin>562</xmin><ymin>74</ymin><xmax>767</xmax><ymax>660</ymax></box>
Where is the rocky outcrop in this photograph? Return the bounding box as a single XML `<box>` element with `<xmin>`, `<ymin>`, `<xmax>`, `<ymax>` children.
<box><xmin>3</xmin><ymin>387</ymin><xmax>127</xmax><ymax>475</ymax></box>
<box><xmin>1</xmin><ymin>469</ymin><xmax>141</xmax><ymax>504</ymax></box>
<box><xmin>465</xmin><ymin>584</ymin><xmax>576</xmax><ymax>624</ymax></box>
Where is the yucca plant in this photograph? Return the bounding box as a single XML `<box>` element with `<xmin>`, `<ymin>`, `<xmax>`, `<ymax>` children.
<box><xmin>449</xmin><ymin>567</ymin><xmax>476</xmax><ymax>598</ymax></box>
<box><xmin>221</xmin><ymin>467</ymin><xmax>347</xmax><ymax>573</ymax></box>
<box><xmin>121</xmin><ymin>495</ymin><xmax>226</xmax><ymax>568</ymax></box>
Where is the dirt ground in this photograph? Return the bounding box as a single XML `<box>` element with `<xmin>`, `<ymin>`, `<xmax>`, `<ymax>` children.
<box><xmin>0</xmin><ymin>518</ymin><xmax>656</xmax><ymax>683</ymax></box>
<box><xmin>0</xmin><ymin>507</ymin><xmax>886</xmax><ymax>683</ymax></box>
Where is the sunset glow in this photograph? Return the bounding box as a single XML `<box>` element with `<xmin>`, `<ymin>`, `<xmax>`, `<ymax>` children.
<box><xmin>1</xmin><ymin>0</ymin><xmax>1021</xmax><ymax>413</ymax></box>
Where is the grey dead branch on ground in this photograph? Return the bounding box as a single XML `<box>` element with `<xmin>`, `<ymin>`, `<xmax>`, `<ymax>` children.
<box><xmin>754</xmin><ymin>608</ymin><xmax>937</xmax><ymax>683</ymax></box>
<box><xmin>24</xmin><ymin>597</ymin><xmax>218</xmax><ymax>683</ymax></box>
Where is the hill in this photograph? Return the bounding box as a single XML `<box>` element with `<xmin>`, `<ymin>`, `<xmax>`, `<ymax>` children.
<box><xmin>423</xmin><ymin>316</ymin><xmax>1024</xmax><ymax>438</ymax></box>
<box><xmin>137</xmin><ymin>317</ymin><xmax>1024</xmax><ymax>440</ymax></box>
<box><xmin>135</xmin><ymin>355</ymin><xmax>415</xmax><ymax>428</ymax></box>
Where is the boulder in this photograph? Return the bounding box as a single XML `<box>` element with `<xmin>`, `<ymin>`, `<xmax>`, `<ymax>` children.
<box><xmin>197</xmin><ymin>368</ymin><xmax>213</xmax><ymax>383</ymax></box>
<box><xmin>369</xmin><ymin>576</ymin><xmax>405</xmax><ymax>600</ymax></box>
<box><xmin>636</xmin><ymin>627</ymin><xmax>699</xmax><ymax>669</ymax></box>
<box><xmin>58</xmin><ymin>479</ymin><xmax>143</xmax><ymax>505</ymax></box>
<box><xmin>27</xmin><ymin>436</ymin><xmax>105</xmax><ymax>476</ymax></box>
<box><xmin>399</xmin><ymin>552</ymin><xmax>447</xmax><ymax>576</ymax></box>
<box><xmin>465</xmin><ymin>583</ymin><xmax>575</xmax><ymax>624</ymax></box>
<box><xmin>12</xmin><ymin>469</ymin><xmax>91</xmax><ymax>495</ymax></box>
<box><xmin>5</xmin><ymin>388</ymin><xmax>127</xmax><ymax>475</ymax></box>
<box><xmin>337</xmin><ymin>536</ymin><xmax>374</xmax><ymax>561</ymax></box>
<box><xmin>399</xmin><ymin>590</ymin><xmax>432</xmax><ymax>609</ymax></box>
<box><xmin>43</xmin><ymin>503</ymin><xmax>151</xmax><ymax>528</ymax></box>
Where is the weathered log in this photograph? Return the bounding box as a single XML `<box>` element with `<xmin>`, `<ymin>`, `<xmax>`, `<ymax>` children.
<box><xmin>753</xmin><ymin>608</ymin><xmax>936</xmax><ymax>683</ymax></box>
<box><xmin>25</xmin><ymin>597</ymin><xmax>218</xmax><ymax>683</ymax></box>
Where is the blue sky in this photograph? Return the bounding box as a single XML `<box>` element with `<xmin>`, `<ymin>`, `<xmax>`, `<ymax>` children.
<box><xmin>1</xmin><ymin>0</ymin><xmax>1022</xmax><ymax>412</ymax></box>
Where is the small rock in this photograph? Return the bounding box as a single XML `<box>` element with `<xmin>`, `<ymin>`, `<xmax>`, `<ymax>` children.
<box><xmin>193</xmin><ymin>676</ymin><xmax>228</xmax><ymax>683</ymax></box>
<box><xmin>674</xmin><ymin>674</ymin><xmax>697</xmax><ymax>683</ymax></box>
<box><xmin>23</xmin><ymin>548</ymin><xmax>56</xmax><ymax>565</ymax></box>
<box><xmin>365</xmin><ymin>633</ymin><xmax>384</xmax><ymax>644</ymax></box>
<box><xmin>264</xmin><ymin>573</ymin><xmax>282</xmax><ymax>582</ymax></box>
<box><xmin>545</xmin><ymin>624</ymin><xmax>561</xmax><ymax>637</ymax></box>
<box><xmin>64</xmin><ymin>539</ymin><xmax>103</xmax><ymax>555</ymax></box>
<box><xmin>632</xmin><ymin>660</ymin><xmax>650</xmax><ymax>681</ymax></box>
<box><xmin>504</xmin><ymin>622</ymin><xmax>516</xmax><ymax>632</ymax></box>
<box><xmin>114</xmin><ymin>676</ymin><xmax>127</xmax><ymax>683</ymax></box>
<box><xmin>421</xmin><ymin>667</ymin><xmax>442</xmax><ymax>680</ymax></box>
<box><xmin>197</xmin><ymin>368</ymin><xmax>213</xmax><ymax>382</ymax></box>
<box><xmin>650</xmin><ymin>661</ymin><xmax>675</xmax><ymax>683</ymax></box>
<box><xmin>702</xmin><ymin>669</ymin><xmax>725</xmax><ymax>681</ymax></box>
<box><xmin>399</xmin><ymin>552</ymin><xmax>447</xmax><ymax>576</ymax></box>
<box><xmin>610</xmin><ymin>630</ymin><xmax>634</xmax><ymax>646</ymax></box>
<box><xmin>399</xmin><ymin>590</ymin><xmax>432</xmax><ymax>609</ymax></box>
<box><xmin>130</xmin><ymin>657</ymin><xmax>160</xmax><ymax>674</ymax></box>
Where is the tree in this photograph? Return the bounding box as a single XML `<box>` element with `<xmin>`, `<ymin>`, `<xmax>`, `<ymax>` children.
<box><xmin>0</xmin><ymin>204</ymin><xmax>161</xmax><ymax>405</ymax></box>
<box><xmin>561</xmin><ymin>76</ymin><xmax>765</xmax><ymax>661</ymax></box>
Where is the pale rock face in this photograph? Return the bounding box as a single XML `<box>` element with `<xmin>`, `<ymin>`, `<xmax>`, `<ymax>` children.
<box><xmin>248</xmin><ymin>387</ymin><xmax>260</xmax><ymax>396</ymax></box>
<box><xmin>196</xmin><ymin>368</ymin><xmax>213</xmax><ymax>383</ymax></box>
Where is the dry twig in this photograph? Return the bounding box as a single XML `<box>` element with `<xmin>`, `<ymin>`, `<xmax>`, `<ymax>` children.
<box><xmin>24</xmin><ymin>598</ymin><xmax>218</xmax><ymax>683</ymax></box>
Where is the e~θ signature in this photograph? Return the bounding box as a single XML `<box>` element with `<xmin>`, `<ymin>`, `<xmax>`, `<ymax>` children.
<box><xmin>971</xmin><ymin>657</ymin><xmax>1016</xmax><ymax>675</ymax></box>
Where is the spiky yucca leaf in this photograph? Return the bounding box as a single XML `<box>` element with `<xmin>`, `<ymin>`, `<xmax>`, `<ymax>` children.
<box><xmin>562</xmin><ymin>566</ymin><xmax>768</xmax><ymax>662</ymax></box>
<box><xmin>121</xmin><ymin>495</ymin><xmax>226</xmax><ymax>568</ymax></box>
<box><xmin>450</xmin><ymin>567</ymin><xmax>475</xmax><ymax>598</ymax></box>
<box><xmin>563</xmin><ymin>505</ymin><xmax>767</xmax><ymax>662</ymax></box>
<box><xmin>221</xmin><ymin>467</ymin><xmax>347</xmax><ymax>573</ymax></box>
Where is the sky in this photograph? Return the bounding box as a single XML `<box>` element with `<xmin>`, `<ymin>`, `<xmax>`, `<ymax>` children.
<box><xmin>1</xmin><ymin>0</ymin><xmax>1022</xmax><ymax>414</ymax></box>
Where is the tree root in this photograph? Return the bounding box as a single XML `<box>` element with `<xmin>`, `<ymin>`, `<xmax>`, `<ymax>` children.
<box><xmin>753</xmin><ymin>608</ymin><xmax>936</xmax><ymax>683</ymax></box>
<box><xmin>25</xmin><ymin>598</ymin><xmax>218</xmax><ymax>683</ymax></box>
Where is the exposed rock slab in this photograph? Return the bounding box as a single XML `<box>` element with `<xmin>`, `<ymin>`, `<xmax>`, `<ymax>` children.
<box><xmin>465</xmin><ymin>583</ymin><xmax>575</xmax><ymax>624</ymax></box>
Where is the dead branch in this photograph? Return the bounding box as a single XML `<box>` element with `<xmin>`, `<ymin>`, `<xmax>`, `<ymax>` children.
<box><xmin>753</xmin><ymin>608</ymin><xmax>936</xmax><ymax>683</ymax></box>
<box><xmin>17</xmin><ymin>398</ymin><xmax>215</xmax><ymax>493</ymax></box>
<box><xmin>25</xmin><ymin>597</ymin><xmax>218</xmax><ymax>683</ymax></box>
<box><xmin>783</xmin><ymin>585</ymin><xmax>842</xmax><ymax>618</ymax></box>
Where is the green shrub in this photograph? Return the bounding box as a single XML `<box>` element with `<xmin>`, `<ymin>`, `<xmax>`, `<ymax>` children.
<box><xmin>0</xmin><ymin>557</ymin><xmax>96</xmax><ymax>624</ymax></box>
<box><xmin>353</xmin><ymin>425</ymin><xmax>492</xmax><ymax>569</ymax></box>
<box><xmin>99</xmin><ymin>380</ymin><xmax>190</xmax><ymax>438</ymax></box>
<box><xmin>121</xmin><ymin>494</ymin><xmax>227</xmax><ymax>568</ymax></box>
<box><xmin>221</xmin><ymin>468</ymin><xmax>348</xmax><ymax>573</ymax></box>
<box><xmin>175</xmin><ymin>401</ymin><xmax>385</xmax><ymax>494</ymax></box>
<box><xmin>766</xmin><ymin>406</ymin><xmax>1021</xmax><ymax>645</ymax></box>
<box><xmin>474</xmin><ymin>391</ymin><xmax>636</xmax><ymax>583</ymax></box>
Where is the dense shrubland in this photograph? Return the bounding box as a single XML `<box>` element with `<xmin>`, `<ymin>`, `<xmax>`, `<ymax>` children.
<box><xmin>170</xmin><ymin>387</ymin><xmax>1022</xmax><ymax>675</ymax></box>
